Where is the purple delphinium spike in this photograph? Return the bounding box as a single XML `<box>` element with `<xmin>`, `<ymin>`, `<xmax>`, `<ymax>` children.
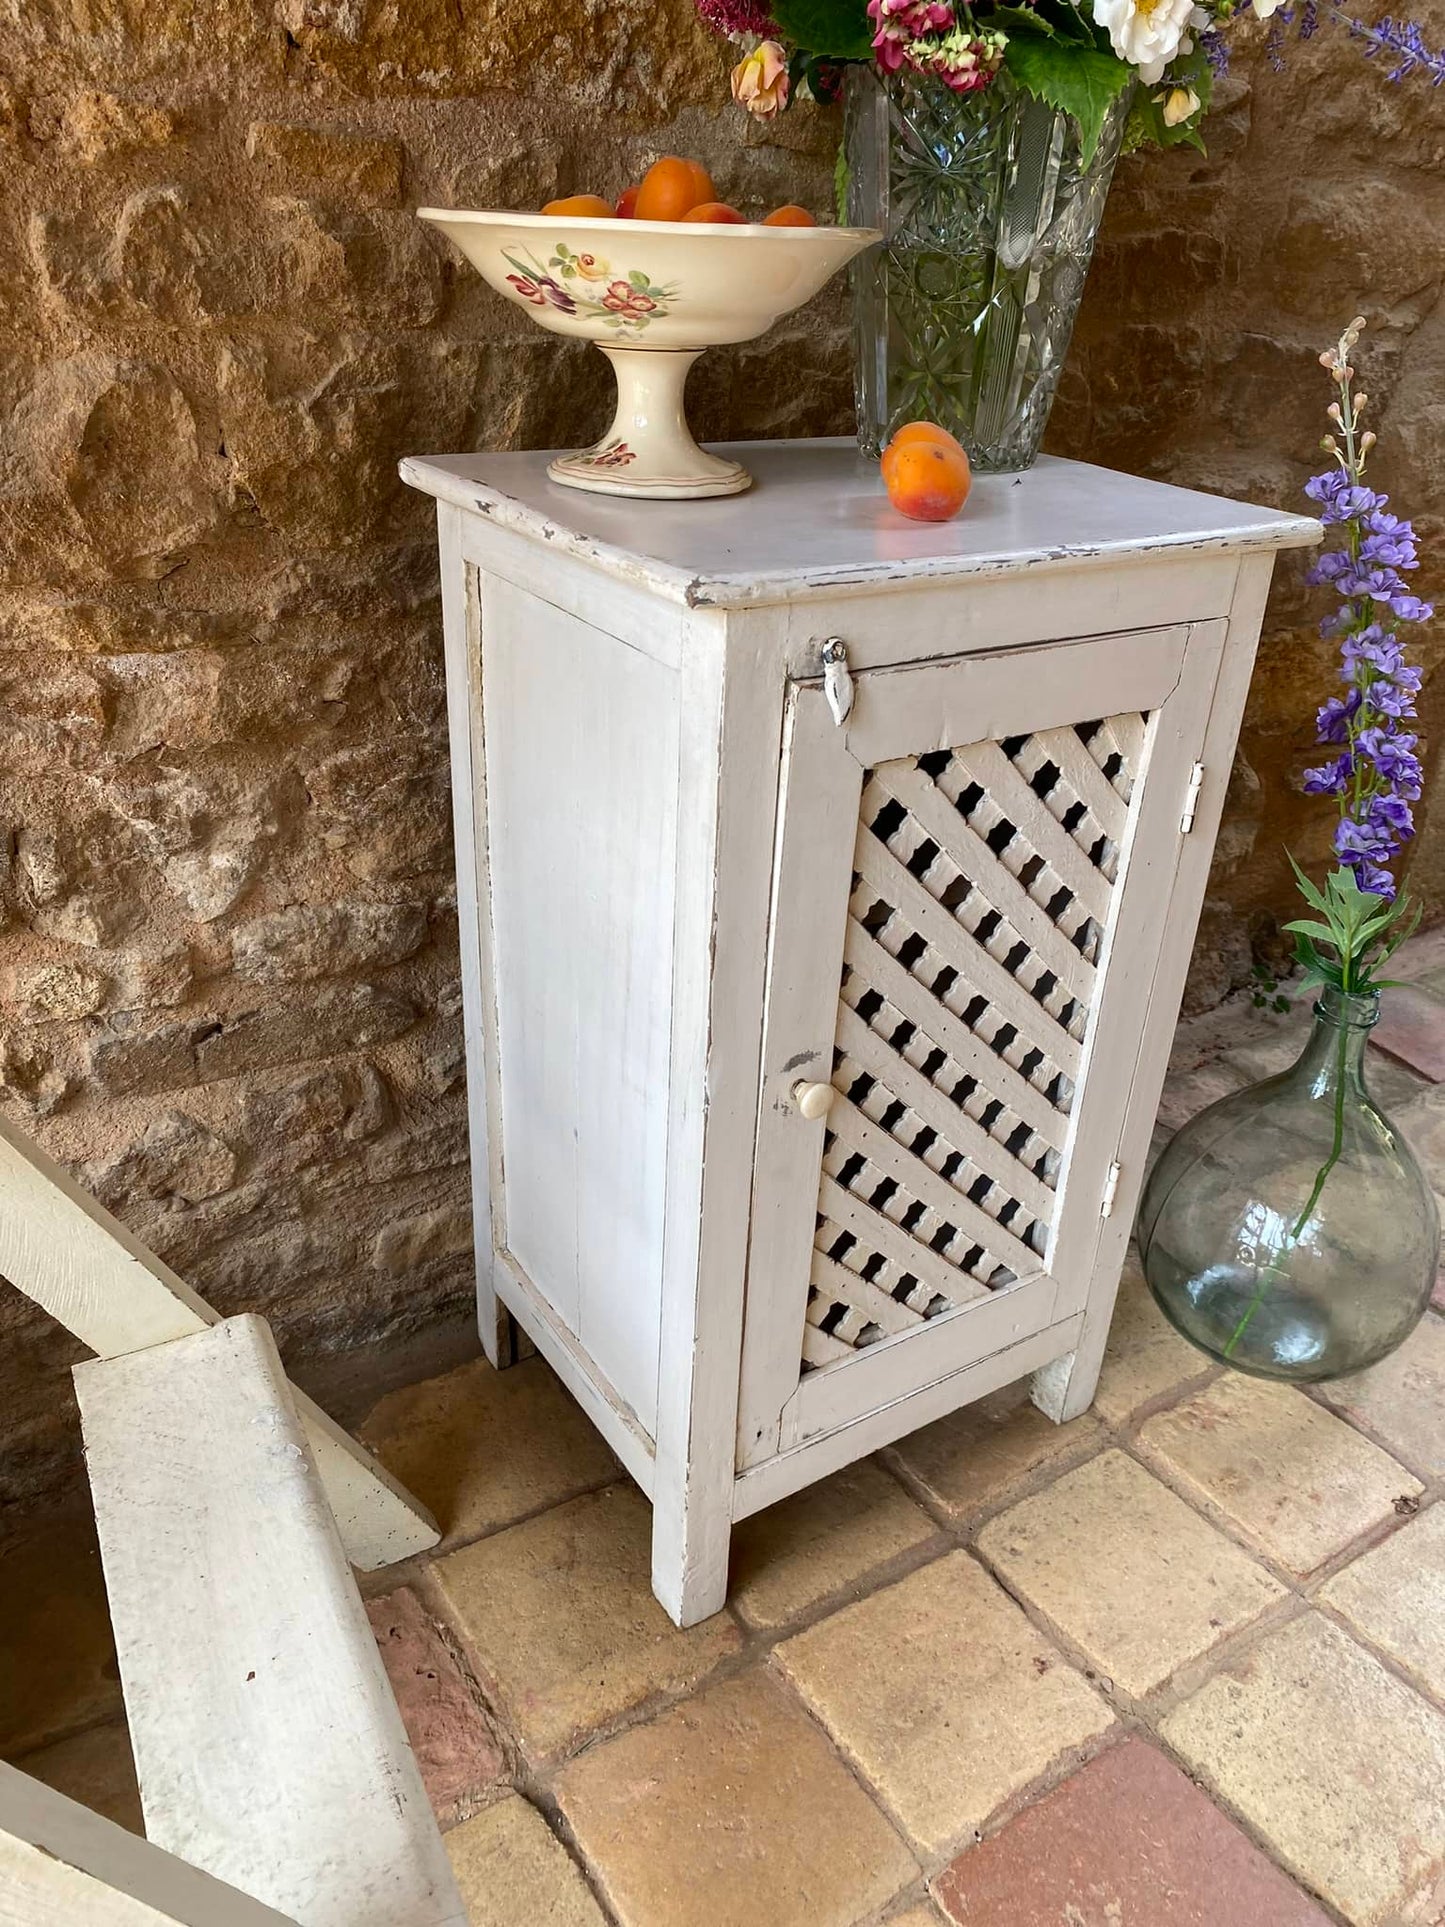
<box><xmin>1299</xmin><ymin>324</ymin><xmax>1432</xmax><ymax>904</ymax></box>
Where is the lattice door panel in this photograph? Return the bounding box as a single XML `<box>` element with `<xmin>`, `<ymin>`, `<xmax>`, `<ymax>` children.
<box><xmin>802</xmin><ymin>711</ymin><xmax>1148</xmax><ymax>1371</ymax></box>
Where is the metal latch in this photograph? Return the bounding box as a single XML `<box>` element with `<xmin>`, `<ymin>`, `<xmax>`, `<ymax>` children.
<box><xmin>820</xmin><ymin>637</ymin><xmax>855</xmax><ymax>727</ymax></box>
<box><xmin>1099</xmin><ymin>1160</ymin><xmax>1122</xmax><ymax>1219</ymax></box>
<box><xmin>1180</xmin><ymin>761</ymin><xmax>1206</xmax><ymax>833</ymax></box>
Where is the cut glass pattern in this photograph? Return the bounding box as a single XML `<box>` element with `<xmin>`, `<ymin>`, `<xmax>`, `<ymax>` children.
<box><xmin>802</xmin><ymin>710</ymin><xmax>1148</xmax><ymax>1371</ymax></box>
<box><xmin>847</xmin><ymin>69</ymin><xmax>1130</xmax><ymax>472</ymax></box>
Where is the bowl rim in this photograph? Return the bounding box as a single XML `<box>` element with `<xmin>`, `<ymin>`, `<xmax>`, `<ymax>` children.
<box><xmin>416</xmin><ymin>206</ymin><xmax>882</xmax><ymax>243</ymax></box>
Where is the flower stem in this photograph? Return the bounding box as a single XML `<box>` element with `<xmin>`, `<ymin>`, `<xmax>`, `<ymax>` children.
<box><xmin>1221</xmin><ymin>1012</ymin><xmax>1350</xmax><ymax>1357</ymax></box>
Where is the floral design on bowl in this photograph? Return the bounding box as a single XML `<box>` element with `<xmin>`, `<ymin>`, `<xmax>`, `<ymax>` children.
<box><xmin>503</xmin><ymin>243</ymin><xmax>680</xmax><ymax>335</ymax></box>
<box><xmin>420</xmin><ymin>209</ymin><xmax>880</xmax><ymax>498</ymax></box>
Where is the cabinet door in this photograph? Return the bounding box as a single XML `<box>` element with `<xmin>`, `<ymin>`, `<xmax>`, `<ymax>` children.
<box><xmin>737</xmin><ymin>621</ymin><xmax>1225</xmax><ymax>1466</ymax></box>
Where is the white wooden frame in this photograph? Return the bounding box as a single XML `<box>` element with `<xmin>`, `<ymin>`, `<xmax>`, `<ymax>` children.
<box><xmin>0</xmin><ymin>1112</ymin><xmax>438</xmax><ymax>1570</ymax></box>
<box><xmin>411</xmin><ymin>444</ymin><xmax>1318</xmax><ymax>1626</ymax></box>
<box><xmin>0</xmin><ymin>1763</ymin><xmax>297</xmax><ymax>1926</ymax></box>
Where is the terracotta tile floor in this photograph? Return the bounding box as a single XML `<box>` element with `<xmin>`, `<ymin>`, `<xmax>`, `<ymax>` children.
<box><xmin>5</xmin><ymin>954</ymin><xmax>1445</xmax><ymax>1927</ymax></box>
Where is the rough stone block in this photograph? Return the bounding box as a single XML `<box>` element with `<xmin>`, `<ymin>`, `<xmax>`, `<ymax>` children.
<box><xmin>246</xmin><ymin>120</ymin><xmax>405</xmax><ymax>202</ymax></box>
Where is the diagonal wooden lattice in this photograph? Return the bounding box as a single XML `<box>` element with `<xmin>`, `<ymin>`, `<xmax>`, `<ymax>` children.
<box><xmin>803</xmin><ymin>710</ymin><xmax>1148</xmax><ymax>1370</ymax></box>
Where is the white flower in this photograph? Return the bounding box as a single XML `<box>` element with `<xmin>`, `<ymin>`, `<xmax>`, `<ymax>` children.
<box><xmin>1252</xmin><ymin>0</ymin><xmax>1285</xmax><ymax>15</ymax></box>
<box><xmin>1093</xmin><ymin>0</ymin><xmax>1197</xmax><ymax>83</ymax></box>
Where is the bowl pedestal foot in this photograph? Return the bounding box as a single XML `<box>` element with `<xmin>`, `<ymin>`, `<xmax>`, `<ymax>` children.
<box><xmin>547</xmin><ymin>345</ymin><xmax>751</xmax><ymax>500</ymax></box>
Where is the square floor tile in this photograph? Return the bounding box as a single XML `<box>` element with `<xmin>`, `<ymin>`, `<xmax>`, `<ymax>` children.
<box><xmin>555</xmin><ymin>1672</ymin><xmax>916</xmax><ymax>1927</ymax></box>
<box><xmin>1370</xmin><ymin>983</ymin><xmax>1445</xmax><ymax>1082</ymax></box>
<box><xmin>1137</xmin><ymin>1376</ymin><xmax>1419</xmax><ymax>1576</ymax></box>
<box><xmin>886</xmin><ymin>1384</ymin><xmax>1104</xmax><ymax>1523</ymax></box>
<box><xmin>1319</xmin><ymin>1503</ymin><xmax>1445</xmax><ymax>1703</ymax></box>
<box><xmin>1090</xmin><ymin>1252</ymin><xmax>1212</xmax><ymax>1425</ymax></box>
<box><xmin>1164</xmin><ymin>1613</ymin><xmax>1445</xmax><ymax>1926</ymax></box>
<box><xmin>729</xmin><ymin>1458</ymin><xmax>937</xmax><ymax>1631</ymax></box>
<box><xmin>976</xmin><ymin>1450</ymin><xmax>1284</xmax><ymax>1698</ymax></box>
<box><xmin>366</xmin><ymin>1585</ymin><xmax>506</xmax><ymax>1819</ymax></box>
<box><xmin>775</xmin><ymin>1551</ymin><xmax>1111</xmax><ymax>1855</ymax></box>
<box><xmin>360</xmin><ymin>1355</ymin><xmax>618</xmax><ymax>1546</ymax></box>
<box><xmin>433</xmin><ymin>1484</ymin><xmax>738</xmax><ymax>1758</ymax></box>
<box><xmin>1317</xmin><ymin>1312</ymin><xmax>1445</xmax><ymax>1479</ymax></box>
<box><xmin>445</xmin><ymin>1794</ymin><xmax>606</xmax><ymax>1927</ymax></box>
<box><xmin>933</xmin><ymin>1736</ymin><xmax>1332</xmax><ymax>1925</ymax></box>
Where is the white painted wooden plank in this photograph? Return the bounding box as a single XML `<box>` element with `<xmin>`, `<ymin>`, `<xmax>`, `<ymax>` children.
<box><xmin>853</xmin><ymin>832</ymin><xmax>1085</xmax><ymax>1077</ymax></box>
<box><xmin>835</xmin><ymin>1006</ymin><xmax>1056</xmax><ymax>1225</ymax></box>
<box><xmin>482</xmin><ymin>575</ymin><xmax>678</xmax><ymax>1436</ymax></box>
<box><xmin>816</xmin><ymin>1176</ymin><xmax>991</xmax><ymax>1312</ymax></box>
<box><xmin>0</xmin><ymin>1763</ymin><xmax>297</xmax><ymax>1927</ymax></box>
<box><xmin>808</xmin><ymin>1249</ymin><xmax>927</xmax><ymax>1338</ymax></box>
<box><xmin>842</xmin><ymin>921</ymin><xmax>1066</xmax><ymax>1146</ymax></box>
<box><xmin>1043</xmin><ymin>620</ymin><xmax>1228</xmax><ymax>1315</ymax></box>
<box><xmin>734</xmin><ymin>681</ymin><xmax>866</xmax><ymax>1473</ymax></box>
<box><xmin>437</xmin><ymin>506</ymin><xmax>511</xmax><ymax>1368</ymax></box>
<box><xmin>492</xmin><ymin>1246</ymin><xmax>656</xmax><ymax>1496</ymax></box>
<box><xmin>734</xmin><ymin>1309</ymin><xmax>1083</xmax><ymax>1520</ymax></box>
<box><xmin>401</xmin><ymin>445</ymin><xmax>1320</xmax><ymax>612</ymax></box>
<box><xmin>839</xmin><ymin>627</ymin><xmax>1187</xmax><ymax>772</ymax></box>
<box><xmin>873</xmin><ymin>760</ymin><xmax>1098</xmax><ymax>1000</ymax></box>
<box><xmin>0</xmin><ymin>1113</ymin><xmax>437</xmax><ymax>1571</ymax></box>
<box><xmin>783</xmin><ymin>1268</ymin><xmax>1060</xmax><ymax>1445</ymax></box>
<box><xmin>74</xmin><ymin>1317</ymin><xmax>467</xmax><ymax>1927</ymax></box>
<box><xmin>1035</xmin><ymin>563</ymin><xmax>1279</xmax><ymax>1421</ymax></box>
<box><xmin>651</xmin><ymin>606</ymin><xmax>786</xmax><ymax>1626</ymax></box>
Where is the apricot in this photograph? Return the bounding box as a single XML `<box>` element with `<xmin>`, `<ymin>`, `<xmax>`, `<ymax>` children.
<box><xmin>634</xmin><ymin>154</ymin><xmax>715</xmax><ymax>222</ymax></box>
<box><xmin>888</xmin><ymin>420</ymin><xmax>965</xmax><ymax>456</ymax></box>
<box><xmin>881</xmin><ymin>431</ymin><xmax>972</xmax><ymax>523</ymax></box>
<box><xmin>762</xmin><ymin>204</ymin><xmax>817</xmax><ymax>227</ymax></box>
<box><xmin>681</xmin><ymin>201</ymin><xmax>747</xmax><ymax>224</ymax></box>
<box><xmin>615</xmin><ymin>184</ymin><xmax>641</xmax><ymax>219</ymax></box>
<box><xmin>541</xmin><ymin>194</ymin><xmax>616</xmax><ymax>219</ymax></box>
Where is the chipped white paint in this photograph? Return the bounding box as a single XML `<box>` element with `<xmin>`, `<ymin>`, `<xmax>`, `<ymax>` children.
<box><xmin>406</xmin><ymin>438</ymin><xmax>1319</xmax><ymax>1626</ymax></box>
<box><xmin>0</xmin><ymin>1762</ymin><xmax>296</xmax><ymax>1927</ymax></box>
<box><xmin>0</xmin><ymin>1111</ymin><xmax>438</xmax><ymax>1571</ymax></box>
<box><xmin>74</xmin><ymin>1317</ymin><xmax>467</xmax><ymax>1927</ymax></box>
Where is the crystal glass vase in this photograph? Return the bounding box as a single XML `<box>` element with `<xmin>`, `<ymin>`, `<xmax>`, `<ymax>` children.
<box><xmin>845</xmin><ymin>67</ymin><xmax>1128</xmax><ymax>470</ymax></box>
<box><xmin>1138</xmin><ymin>987</ymin><xmax>1439</xmax><ymax>1382</ymax></box>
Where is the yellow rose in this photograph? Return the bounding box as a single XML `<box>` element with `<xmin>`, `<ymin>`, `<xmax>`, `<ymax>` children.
<box><xmin>1163</xmin><ymin>85</ymin><xmax>1200</xmax><ymax>126</ymax></box>
<box><xmin>574</xmin><ymin>252</ymin><xmax>611</xmax><ymax>281</ymax></box>
<box><xmin>731</xmin><ymin>39</ymin><xmax>791</xmax><ymax>119</ymax></box>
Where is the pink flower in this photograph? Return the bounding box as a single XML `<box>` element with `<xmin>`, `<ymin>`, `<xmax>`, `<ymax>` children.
<box><xmin>602</xmin><ymin>280</ymin><xmax>657</xmax><ymax>319</ymax></box>
<box><xmin>507</xmin><ymin>273</ymin><xmax>545</xmax><ymax>305</ymax></box>
<box><xmin>731</xmin><ymin>38</ymin><xmax>791</xmax><ymax>117</ymax></box>
<box><xmin>695</xmin><ymin>0</ymin><xmax>778</xmax><ymax>36</ymax></box>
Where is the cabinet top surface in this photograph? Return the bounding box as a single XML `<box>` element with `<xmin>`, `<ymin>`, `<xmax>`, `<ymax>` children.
<box><xmin>401</xmin><ymin>438</ymin><xmax>1320</xmax><ymax>609</ymax></box>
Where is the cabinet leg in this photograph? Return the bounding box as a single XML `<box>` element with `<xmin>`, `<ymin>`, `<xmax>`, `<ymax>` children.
<box><xmin>1031</xmin><ymin>1337</ymin><xmax>1105</xmax><ymax>1425</ymax></box>
<box><xmin>478</xmin><ymin>1260</ymin><xmax>519</xmax><ymax>1371</ymax></box>
<box><xmin>651</xmin><ymin>1500</ymin><xmax>732</xmax><ymax>1629</ymax></box>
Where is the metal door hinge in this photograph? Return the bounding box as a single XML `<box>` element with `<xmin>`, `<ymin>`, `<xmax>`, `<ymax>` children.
<box><xmin>820</xmin><ymin>637</ymin><xmax>855</xmax><ymax>727</ymax></box>
<box><xmin>1180</xmin><ymin>761</ymin><xmax>1206</xmax><ymax>833</ymax></box>
<box><xmin>1099</xmin><ymin>1160</ymin><xmax>1122</xmax><ymax>1219</ymax></box>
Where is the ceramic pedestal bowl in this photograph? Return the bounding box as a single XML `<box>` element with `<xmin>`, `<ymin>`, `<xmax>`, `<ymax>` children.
<box><xmin>419</xmin><ymin>209</ymin><xmax>880</xmax><ymax>499</ymax></box>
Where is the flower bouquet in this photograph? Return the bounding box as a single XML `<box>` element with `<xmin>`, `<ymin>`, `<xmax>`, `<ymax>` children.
<box><xmin>697</xmin><ymin>0</ymin><xmax>1445</xmax><ymax>467</ymax></box>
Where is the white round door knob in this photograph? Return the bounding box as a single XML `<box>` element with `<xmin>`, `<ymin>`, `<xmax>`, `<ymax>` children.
<box><xmin>792</xmin><ymin>1079</ymin><xmax>835</xmax><ymax>1121</ymax></box>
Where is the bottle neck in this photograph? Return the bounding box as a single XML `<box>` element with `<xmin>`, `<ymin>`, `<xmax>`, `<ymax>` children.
<box><xmin>1292</xmin><ymin>985</ymin><xmax>1380</xmax><ymax>1096</ymax></box>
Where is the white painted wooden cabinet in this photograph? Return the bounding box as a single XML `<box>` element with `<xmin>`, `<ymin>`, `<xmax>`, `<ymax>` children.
<box><xmin>402</xmin><ymin>440</ymin><xmax>1317</xmax><ymax>1626</ymax></box>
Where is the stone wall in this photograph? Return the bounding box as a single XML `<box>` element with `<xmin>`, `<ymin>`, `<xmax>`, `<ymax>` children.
<box><xmin>0</xmin><ymin>1</ymin><xmax>1438</xmax><ymax>1519</ymax></box>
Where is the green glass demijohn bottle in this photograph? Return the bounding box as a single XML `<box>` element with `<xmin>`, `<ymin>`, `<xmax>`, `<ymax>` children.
<box><xmin>1138</xmin><ymin>985</ymin><xmax>1438</xmax><ymax>1382</ymax></box>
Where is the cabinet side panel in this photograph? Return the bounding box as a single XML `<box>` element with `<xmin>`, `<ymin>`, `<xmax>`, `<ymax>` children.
<box><xmin>482</xmin><ymin>575</ymin><xmax>678</xmax><ymax>1436</ymax></box>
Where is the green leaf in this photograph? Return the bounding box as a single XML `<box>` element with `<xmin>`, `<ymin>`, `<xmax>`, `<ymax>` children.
<box><xmin>772</xmin><ymin>0</ymin><xmax>875</xmax><ymax>59</ymax></box>
<box><xmin>1033</xmin><ymin>0</ymin><xmax>1102</xmax><ymax>42</ymax></box>
<box><xmin>1002</xmin><ymin>35</ymin><xmax>1134</xmax><ymax>163</ymax></box>
<box><xmin>992</xmin><ymin>4</ymin><xmax>1056</xmax><ymax>34</ymax></box>
<box><xmin>1282</xmin><ymin>918</ymin><xmax>1342</xmax><ymax>948</ymax></box>
<box><xmin>1287</xmin><ymin>855</ymin><xmax>1334</xmax><ymax>918</ymax></box>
